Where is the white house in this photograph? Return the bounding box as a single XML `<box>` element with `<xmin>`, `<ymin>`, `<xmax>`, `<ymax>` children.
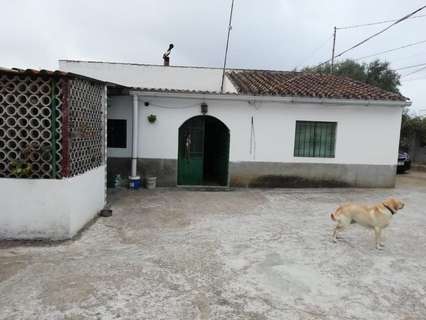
<box><xmin>60</xmin><ymin>59</ymin><xmax>410</xmax><ymax>188</ymax></box>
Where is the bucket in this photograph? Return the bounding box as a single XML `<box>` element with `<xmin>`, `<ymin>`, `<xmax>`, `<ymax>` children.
<box><xmin>146</xmin><ymin>176</ymin><xmax>157</xmax><ymax>189</ymax></box>
<box><xmin>129</xmin><ymin>176</ymin><xmax>141</xmax><ymax>190</ymax></box>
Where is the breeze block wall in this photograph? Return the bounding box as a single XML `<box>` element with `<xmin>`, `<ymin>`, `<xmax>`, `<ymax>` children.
<box><xmin>0</xmin><ymin>74</ymin><xmax>64</xmax><ymax>178</ymax></box>
<box><xmin>0</xmin><ymin>70</ymin><xmax>107</xmax><ymax>240</ymax></box>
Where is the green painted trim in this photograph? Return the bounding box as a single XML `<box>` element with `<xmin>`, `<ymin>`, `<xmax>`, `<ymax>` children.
<box><xmin>50</xmin><ymin>79</ymin><xmax>57</xmax><ymax>178</ymax></box>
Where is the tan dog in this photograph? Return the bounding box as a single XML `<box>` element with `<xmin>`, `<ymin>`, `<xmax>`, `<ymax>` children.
<box><xmin>331</xmin><ymin>197</ymin><xmax>405</xmax><ymax>249</ymax></box>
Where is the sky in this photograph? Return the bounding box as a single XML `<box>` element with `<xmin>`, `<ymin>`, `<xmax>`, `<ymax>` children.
<box><xmin>1</xmin><ymin>0</ymin><xmax>426</xmax><ymax>114</ymax></box>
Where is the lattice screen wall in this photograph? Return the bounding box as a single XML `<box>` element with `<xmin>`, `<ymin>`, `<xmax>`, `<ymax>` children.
<box><xmin>0</xmin><ymin>74</ymin><xmax>63</xmax><ymax>178</ymax></box>
<box><xmin>68</xmin><ymin>79</ymin><xmax>105</xmax><ymax>177</ymax></box>
<box><xmin>0</xmin><ymin>73</ymin><xmax>105</xmax><ymax>179</ymax></box>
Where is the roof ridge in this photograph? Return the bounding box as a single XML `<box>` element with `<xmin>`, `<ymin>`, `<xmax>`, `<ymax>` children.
<box><xmin>226</xmin><ymin>70</ymin><xmax>408</xmax><ymax>101</ymax></box>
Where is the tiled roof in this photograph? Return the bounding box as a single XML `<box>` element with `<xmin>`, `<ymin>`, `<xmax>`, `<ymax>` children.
<box><xmin>227</xmin><ymin>70</ymin><xmax>407</xmax><ymax>101</ymax></box>
<box><xmin>0</xmin><ymin>67</ymin><xmax>107</xmax><ymax>84</ymax></box>
<box><xmin>129</xmin><ymin>87</ymin><xmax>230</xmax><ymax>95</ymax></box>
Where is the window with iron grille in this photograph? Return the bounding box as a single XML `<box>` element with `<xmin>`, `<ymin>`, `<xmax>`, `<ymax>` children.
<box><xmin>294</xmin><ymin>121</ymin><xmax>337</xmax><ymax>158</ymax></box>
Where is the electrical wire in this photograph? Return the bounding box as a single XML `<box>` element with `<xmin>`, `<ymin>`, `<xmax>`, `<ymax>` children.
<box><xmin>294</xmin><ymin>34</ymin><xmax>334</xmax><ymax>69</ymax></box>
<box><xmin>316</xmin><ymin>5</ymin><xmax>426</xmax><ymax>68</ymax></box>
<box><xmin>394</xmin><ymin>62</ymin><xmax>426</xmax><ymax>71</ymax></box>
<box><xmin>391</xmin><ymin>50</ymin><xmax>426</xmax><ymax>63</ymax></box>
<box><xmin>354</xmin><ymin>39</ymin><xmax>426</xmax><ymax>61</ymax></box>
<box><xmin>337</xmin><ymin>13</ymin><xmax>426</xmax><ymax>30</ymax></box>
<box><xmin>402</xmin><ymin>65</ymin><xmax>426</xmax><ymax>77</ymax></box>
<box><xmin>401</xmin><ymin>76</ymin><xmax>426</xmax><ymax>82</ymax></box>
<box><xmin>249</xmin><ymin>116</ymin><xmax>256</xmax><ymax>160</ymax></box>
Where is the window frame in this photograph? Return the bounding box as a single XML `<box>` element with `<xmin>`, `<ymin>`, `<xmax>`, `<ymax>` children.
<box><xmin>293</xmin><ymin>120</ymin><xmax>337</xmax><ymax>158</ymax></box>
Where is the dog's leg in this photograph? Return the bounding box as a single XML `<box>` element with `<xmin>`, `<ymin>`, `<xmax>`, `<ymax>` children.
<box><xmin>379</xmin><ymin>230</ymin><xmax>385</xmax><ymax>248</ymax></box>
<box><xmin>374</xmin><ymin>227</ymin><xmax>383</xmax><ymax>250</ymax></box>
<box><xmin>332</xmin><ymin>225</ymin><xmax>344</xmax><ymax>243</ymax></box>
<box><xmin>332</xmin><ymin>226</ymin><xmax>338</xmax><ymax>242</ymax></box>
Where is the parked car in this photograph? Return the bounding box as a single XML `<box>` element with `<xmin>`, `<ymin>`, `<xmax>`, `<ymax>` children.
<box><xmin>397</xmin><ymin>151</ymin><xmax>411</xmax><ymax>173</ymax></box>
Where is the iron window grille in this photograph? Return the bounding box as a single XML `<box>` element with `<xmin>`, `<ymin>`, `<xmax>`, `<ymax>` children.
<box><xmin>294</xmin><ymin>121</ymin><xmax>337</xmax><ymax>158</ymax></box>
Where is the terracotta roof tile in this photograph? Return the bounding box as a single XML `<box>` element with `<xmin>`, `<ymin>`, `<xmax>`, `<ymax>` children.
<box><xmin>226</xmin><ymin>70</ymin><xmax>407</xmax><ymax>101</ymax></box>
<box><xmin>0</xmin><ymin>67</ymin><xmax>108</xmax><ymax>84</ymax></box>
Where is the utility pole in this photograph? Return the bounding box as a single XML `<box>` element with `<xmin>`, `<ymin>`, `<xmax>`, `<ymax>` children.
<box><xmin>220</xmin><ymin>0</ymin><xmax>235</xmax><ymax>93</ymax></box>
<box><xmin>330</xmin><ymin>26</ymin><xmax>337</xmax><ymax>74</ymax></box>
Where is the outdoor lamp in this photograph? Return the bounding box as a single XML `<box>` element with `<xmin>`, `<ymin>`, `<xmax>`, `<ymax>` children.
<box><xmin>201</xmin><ymin>102</ymin><xmax>208</xmax><ymax>114</ymax></box>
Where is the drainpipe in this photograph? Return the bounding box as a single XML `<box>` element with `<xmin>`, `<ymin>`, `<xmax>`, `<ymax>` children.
<box><xmin>130</xmin><ymin>94</ymin><xmax>139</xmax><ymax>178</ymax></box>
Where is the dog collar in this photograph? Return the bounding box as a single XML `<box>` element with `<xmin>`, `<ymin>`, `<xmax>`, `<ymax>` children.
<box><xmin>383</xmin><ymin>204</ymin><xmax>396</xmax><ymax>215</ymax></box>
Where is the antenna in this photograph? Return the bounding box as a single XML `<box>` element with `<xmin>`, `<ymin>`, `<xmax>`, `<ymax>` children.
<box><xmin>163</xmin><ymin>43</ymin><xmax>174</xmax><ymax>66</ymax></box>
<box><xmin>330</xmin><ymin>26</ymin><xmax>337</xmax><ymax>73</ymax></box>
<box><xmin>220</xmin><ymin>0</ymin><xmax>235</xmax><ymax>93</ymax></box>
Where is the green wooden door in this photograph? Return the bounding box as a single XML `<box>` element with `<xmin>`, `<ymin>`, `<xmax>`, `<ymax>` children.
<box><xmin>178</xmin><ymin>117</ymin><xmax>205</xmax><ymax>185</ymax></box>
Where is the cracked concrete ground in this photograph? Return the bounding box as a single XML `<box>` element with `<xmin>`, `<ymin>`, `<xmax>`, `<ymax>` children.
<box><xmin>1</xmin><ymin>172</ymin><xmax>426</xmax><ymax>320</ymax></box>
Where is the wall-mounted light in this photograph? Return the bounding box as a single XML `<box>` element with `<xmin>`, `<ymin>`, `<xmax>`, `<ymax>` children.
<box><xmin>144</xmin><ymin>101</ymin><xmax>150</xmax><ymax>107</ymax></box>
<box><xmin>201</xmin><ymin>102</ymin><xmax>208</xmax><ymax>114</ymax></box>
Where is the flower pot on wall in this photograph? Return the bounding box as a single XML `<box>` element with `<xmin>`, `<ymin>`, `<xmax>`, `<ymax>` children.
<box><xmin>147</xmin><ymin>114</ymin><xmax>157</xmax><ymax>123</ymax></box>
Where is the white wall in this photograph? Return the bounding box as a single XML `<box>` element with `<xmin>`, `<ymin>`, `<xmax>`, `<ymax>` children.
<box><xmin>60</xmin><ymin>60</ymin><xmax>237</xmax><ymax>93</ymax></box>
<box><xmin>108</xmin><ymin>96</ymin><xmax>403</xmax><ymax>166</ymax></box>
<box><xmin>107</xmin><ymin>96</ymin><xmax>133</xmax><ymax>158</ymax></box>
<box><xmin>0</xmin><ymin>166</ymin><xmax>106</xmax><ymax>240</ymax></box>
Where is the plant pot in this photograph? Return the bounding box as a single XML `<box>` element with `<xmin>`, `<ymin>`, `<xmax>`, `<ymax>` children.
<box><xmin>145</xmin><ymin>176</ymin><xmax>157</xmax><ymax>189</ymax></box>
<box><xmin>99</xmin><ymin>209</ymin><xmax>113</xmax><ymax>217</ymax></box>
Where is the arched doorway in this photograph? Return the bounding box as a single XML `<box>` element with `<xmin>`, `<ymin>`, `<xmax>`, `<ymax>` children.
<box><xmin>178</xmin><ymin>115</ymin><xmax>230</xmax><ymax>186</ymax></box>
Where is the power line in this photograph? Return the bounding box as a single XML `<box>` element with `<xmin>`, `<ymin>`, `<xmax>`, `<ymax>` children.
<box><xmin>337</xmin><ymin>13</ymin><xmax>426</xmax><ymax>30</ymax></box>
<box><xmin>394</xmin><ymin>62</ymin><xmax>426</xmax><ymax>71</ymax></box>
<box><xmin>402</xmin><ymin>65</ymin><xmax>426</xmax><ymax>77</ymax></box>
<box><xmin>354</xmin><ymin>39</ymin><xmax>426</xmax><ymax>61</ymax></box>
<box><xmin>401</xmin><ymin>76</ymin><xmax>426</xmax><ymax>82</ymax></box>
<box><xmin>295</xmin><ymin>34</ymin><xmax>334</xmax><ymax>69</ymax></box>
<box><xmin>391</xmin><ymin>50</ymin><xmax>426</xmax><ymax>63</ymax></box>
<box><xmin>318</xmin><ymin>5</ymin><xmax>426</xmax><ymax>69</ymax></box>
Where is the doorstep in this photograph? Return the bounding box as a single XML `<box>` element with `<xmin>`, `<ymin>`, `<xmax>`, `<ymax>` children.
<box><xmin>177</xmin><ymin>185</ymin><xmax>232</xmax><ymax>192</ymax></box>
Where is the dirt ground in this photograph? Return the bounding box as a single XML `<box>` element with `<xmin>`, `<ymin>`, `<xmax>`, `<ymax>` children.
<box><xmin>1</xmin><ymin>172</ymin><xmax>426</xmax><ymax>320</ymax></box>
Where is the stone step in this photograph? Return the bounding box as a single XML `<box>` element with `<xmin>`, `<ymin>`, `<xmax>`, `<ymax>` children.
<box><xmin>177</xmin><ymin>185</ymin><xmax>232</xmax><ymax>192</ymax></box>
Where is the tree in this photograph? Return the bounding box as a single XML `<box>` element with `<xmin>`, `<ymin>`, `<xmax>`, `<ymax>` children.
<box><xmin>302</xmin><ymin>59</ymin><xmax>401</xmax><ymax>94</ymax></box>
<box><xmin>400</xmin><ymin>109</ymin><xmax>426</xmax><ymax>149</ymax></box>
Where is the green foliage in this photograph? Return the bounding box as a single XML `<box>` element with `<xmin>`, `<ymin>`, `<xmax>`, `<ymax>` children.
<box><xmin>147</xmin><ymin>114</ymin><xmax>157</xmax><ymax>123</ymax></box>
<box><xmin>10</xmin><ymin>143</ymin><xmax>51</xmax><ymax>179</ymax></box>
<box><xmin>302</xmin><ymin>59</ymin><xmax>401</xmax><ymax>94</ymax></box>
<box><xmin>10</xmin><ymin>161</ymin><xmax>32</xmax><ymax>178</ymax></box>
<box><xmin>400</xmin><ymin>109</ymin><xmax>426</xmax><ymax>148</ymax></box>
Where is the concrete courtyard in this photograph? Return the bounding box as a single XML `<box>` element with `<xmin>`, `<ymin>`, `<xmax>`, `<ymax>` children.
<box><xmin>1</xmin><ymin>173</ymin><xmax>426</xmax><ymax>319</ymax></box>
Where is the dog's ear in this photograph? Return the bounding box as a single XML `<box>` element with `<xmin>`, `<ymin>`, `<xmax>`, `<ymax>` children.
<box><xmin>384</xmin><ymin>198</ymin><xmax>403</xmax><ymax>211</ymax></box>
<box><xmin>384</xmin><ymin>198</ymin><xmax>397</xmax><ymax>211</ymax></box>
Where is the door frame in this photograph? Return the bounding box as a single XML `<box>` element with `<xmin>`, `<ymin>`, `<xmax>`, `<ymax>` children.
<box><xmin>177</xmin><ymin>115</ymin><xmax>230</xmax><ymax>187</ymax></box>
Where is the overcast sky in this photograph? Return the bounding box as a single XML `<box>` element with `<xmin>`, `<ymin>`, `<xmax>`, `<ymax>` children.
<box><xmin>1</xmin><ymin>0</ymin><xmax>426</xmax><ymax>113</ymax></box>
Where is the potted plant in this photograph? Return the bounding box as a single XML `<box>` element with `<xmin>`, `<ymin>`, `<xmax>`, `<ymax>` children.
<box><xmin>147</xmin><ymin>114</ymin><xmax>157</xmax><ymax>123</ymax></box>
